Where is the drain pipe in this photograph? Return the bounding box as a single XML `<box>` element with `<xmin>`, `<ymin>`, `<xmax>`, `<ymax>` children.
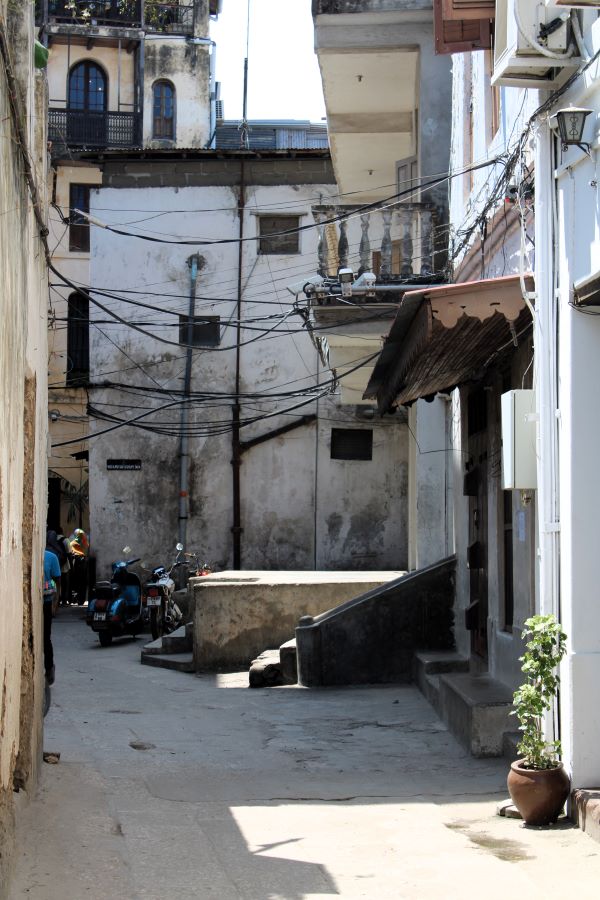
<box><xmin>178</xmin><ymin>253</ymin><xmax>200</xmax><ymax>550</ymax></box>
<box><xmin>232</xmin><ymin>160</ymin><xmax>245</xmax><ymax>569</ymax></box>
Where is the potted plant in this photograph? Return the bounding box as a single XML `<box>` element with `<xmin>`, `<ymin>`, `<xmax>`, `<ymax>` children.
<box><xmin>507</xmin><ymin>614</ymin><xmax>570</xmax><ymax>826</ymax></box>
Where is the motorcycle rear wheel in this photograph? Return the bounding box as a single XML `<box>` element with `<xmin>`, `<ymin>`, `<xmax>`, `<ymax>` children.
<box><xmin>99</xmin><ymin>631</ymin><xmax>113</xmax><ymax>647</ymax></box>
<box><xmin>150</xmin><ymin>605</ymin><xmax>164</xmax><ymax>641</ymax></box>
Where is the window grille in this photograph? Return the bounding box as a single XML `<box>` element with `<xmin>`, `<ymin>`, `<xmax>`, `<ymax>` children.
<box><xmin>69</xmin><ymin>184</ymin><xmax>90</xmax><ymax>252</ymax></box>
<box><xmin>66</xmin><ymin>292</ymin><xmax>89</xmax><ymax>386</ymax></box>
<box><xmin>258</xmin><ymin>216</ymin><xmax>300</xmax><ymax>255</ymax></box>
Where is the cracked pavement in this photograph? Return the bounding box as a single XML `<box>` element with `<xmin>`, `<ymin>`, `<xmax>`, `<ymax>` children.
<box><xmin>9</xmin><ymin>607</ymin><xmax>600</xmax><ymax>899</ymax></box>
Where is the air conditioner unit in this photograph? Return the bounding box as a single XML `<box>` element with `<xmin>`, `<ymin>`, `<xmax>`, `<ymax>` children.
<box><xmin>492</xmin><ymin>0</ymin><xmax>580</xmax><ymax>87</ymax></box>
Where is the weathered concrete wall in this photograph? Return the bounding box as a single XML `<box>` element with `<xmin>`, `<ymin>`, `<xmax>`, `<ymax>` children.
<box><xmin>86</xmin><ymin>168</ymin><xmax>409</xmax><ymax>577</ymax></box>
<box><xmin>192</xmin><ymin>570</ymin><xmax>406</xmax><ymax>669</ymax></box>
<box><xmin>47</xmin><ymin>164</ymin><xmax>102</xmax><ymax>531</ymax></box>
<box><xmin>143</xmin><ymin>38</ymin><xmax>210</xmax><ymax>149</ymax></box>
<box><xmin>0</xmin><ymin>2</ymin><xmax>48</xmax><ymax>894</ymax></box>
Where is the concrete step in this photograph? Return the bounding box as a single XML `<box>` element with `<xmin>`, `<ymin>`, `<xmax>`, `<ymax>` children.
<box><xmin>142</xmin><ymin>624</ymin><xmax>192</xmax><ymax>657</ymax></box>
<box><xmin>413</xmin><ymin>651</ymin><xmax>469</xmax><ymax>716</ymax></box>
<box><xmin>249</xmin><ymin>649</ymin><xmax>284</xmax><ymax>688</ymax></box>
<box><xmin>279</xmin><ymin>638</ymin><xmax>297</xmax><ymax>684</ymax></box>
<box><xmin>438</xmin><ymin>672</ymin><xmax>514</xmax><ymax>758</ymax></box>
<box><xmin>140</xmin><ymin>651</ymin><xmax>194</xmax><ymax>672</ymax></box>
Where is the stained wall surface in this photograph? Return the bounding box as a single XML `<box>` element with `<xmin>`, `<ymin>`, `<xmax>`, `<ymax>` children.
<box><xmin>86</xmin><ymin>164</ymin><xmax>408</xmax><ymax>576</ymax></box>
<box><xmin>0</xmin><ymin>2</ymin><xmax>49</xmax><ymax>895</ymax></box>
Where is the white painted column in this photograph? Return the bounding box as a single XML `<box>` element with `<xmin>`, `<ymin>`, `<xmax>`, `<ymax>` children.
<box><xmin>556</xmin><ymin>158</ymin><xmax>600</xmax><ymax>788</ymax></box>
<box><xmin>410</xmin><ymin>397</ymin><xmax>448</xmax><ymax>570</ymax></box>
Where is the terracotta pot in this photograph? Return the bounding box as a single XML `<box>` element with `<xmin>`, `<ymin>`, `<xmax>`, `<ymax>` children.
<box><xmin>507</xmin><ymin>759</ymin><xmax>570</xmax><ymax>826</ymax></box>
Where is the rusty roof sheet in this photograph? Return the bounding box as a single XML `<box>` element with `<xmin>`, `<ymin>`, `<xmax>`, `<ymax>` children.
<box><xmin>365</xmin><ymin>274</ymin><xmax>534</xmax><ymax>409</ymax></box>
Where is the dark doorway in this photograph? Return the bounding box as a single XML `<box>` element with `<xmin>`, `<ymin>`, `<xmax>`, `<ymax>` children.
<box><xmin>465</xmin><ymin>388</ymin><xmax>489</xmax><ymax>662</ymax></box>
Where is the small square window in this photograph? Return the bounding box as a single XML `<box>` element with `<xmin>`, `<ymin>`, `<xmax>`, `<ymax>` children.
<box><xmin>258</xmin><ymin>216</ymin><xmax>300</xmax><ymax>254</ymax></box>
<box><xmin>179</xmin><ymin>315</ymin><xmax>221</xmax><ymax>347</ymax></box>
<box><xmin>69</xmin><ymin>184</ymin><xmax>90</xmax><ymax>252</ymax></box>
<box><xmin>330</xmin><ymin>428</ymin><xmax>373</xmax><ymax>461</ymax></box>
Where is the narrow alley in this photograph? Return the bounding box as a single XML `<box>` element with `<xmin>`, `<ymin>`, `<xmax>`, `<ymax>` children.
<box><xmin>10</xmin><ymin>610</ymin><xmax>600</xmax><ymax>900</ymax></box>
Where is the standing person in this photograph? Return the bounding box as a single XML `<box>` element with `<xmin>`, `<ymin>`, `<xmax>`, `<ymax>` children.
<box><xmin>69</xmin><ymin>528</ymin><xmax>89</xmax><ymax>605</ymax></box>
<box><xmin>43</xmin><ymin>548</ymin><xmax>61</xmax><ymax>685</ymax></box>
<box><xmin>46</xmin><ymin>528</ymin><xmax>70</xmax><ymax>609</ymax></box>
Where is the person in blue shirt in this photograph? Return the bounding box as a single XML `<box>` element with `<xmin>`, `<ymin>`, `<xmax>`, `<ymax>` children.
<box><xmin>43</xmin><ymin>549</ymin><xmax>61</xmax><ymax>685</ymax></box>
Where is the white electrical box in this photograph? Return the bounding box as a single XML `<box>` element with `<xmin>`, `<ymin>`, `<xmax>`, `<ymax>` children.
<box><xmin>501</xmin><ymin>389</ymin><xmax>537</xmax><ymax>490</ymax></box>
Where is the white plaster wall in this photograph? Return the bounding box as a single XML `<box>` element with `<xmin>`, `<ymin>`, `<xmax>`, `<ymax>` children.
<box><xmin>554</xmin><ymin>59</ymin><xmax>600</xmax><ymax>784</ymax></box>
<box><xmin>87</xmin><ymin>180</ymin><xmax>408</xmax><ymax>575</ymax></box>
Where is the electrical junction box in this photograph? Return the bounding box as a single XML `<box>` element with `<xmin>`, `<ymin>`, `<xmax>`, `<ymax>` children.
<box><xmin>492</xmin><ymin>0</ymin><xmax>580</xmax><ymax>87</ymax></box>
<box><xmin>501</xmin><ymin>389</ymin><xmax>537</xmax><ymax>490</ymax></box>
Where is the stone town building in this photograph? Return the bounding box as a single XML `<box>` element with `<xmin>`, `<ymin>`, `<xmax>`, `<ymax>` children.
<box><xmin>41</xmin><ymin>0</ymin><xmax>410</xmax><ymax>574</ymax></box>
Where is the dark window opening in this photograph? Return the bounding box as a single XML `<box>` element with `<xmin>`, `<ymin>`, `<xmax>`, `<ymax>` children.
<box><xmin>152</xmin><ymin>81</ymin><xmax>175</xmax><ymax>139</ymax></box>
<box><xmin>69</xmin><ymin>184</ymin><xmax>90</xmax><ymax>252</ymax></box>
<box><xmin>66</xmin><ymin>292</ymin><xmax>89</xmax><ymax>386</ymax></box>
<box><xmin>179</xmin><ymin>315</ymin><xmax>221</xmax><ymax>347</ymax></box>
<box><xmin>467</xmin><ymin>387</ymin><xmax>488</xmax><ymax>436</ymax></box>
<box><xmin>258</xmin><ymin>216</ymin><xmax>300</xmax><ymax>254</ymax></box>
<box><xmin>68</xmin><ymin>61</ymin><xmax>107</xmax><ymax>112</ymax></box>
<box><xmin>330</xmin><ymin>428</ymin><xmax>373</xmax><ymax>461</ymax></box>
<box><xmin>503</xmin><ymin>490</ymin><xmax>514</xmax><ymax>631</ymax></box>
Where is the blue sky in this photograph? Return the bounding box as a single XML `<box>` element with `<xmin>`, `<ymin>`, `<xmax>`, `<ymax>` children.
<box><xmin>210</xmin><ymin>0</ymin><xmax>327</xmax><ymax>123</ymax></box>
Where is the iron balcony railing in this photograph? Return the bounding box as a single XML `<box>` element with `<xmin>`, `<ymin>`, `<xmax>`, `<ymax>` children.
<box><xmin>37</xmin><ymin>0</ymin><xmax>196</xmax><ymax>33</ymax></box>
<box><xmin>48</xmin><ymin>108</ymin><xmax>142</xmax><ymax>149</ymax></box>
<box><xmin>312</xmin><ymin>203</ymin><xmax>442</xmax><ymax>302</ymax></box>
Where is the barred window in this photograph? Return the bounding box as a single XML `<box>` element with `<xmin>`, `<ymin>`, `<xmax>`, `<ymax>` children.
<box><xmin>69</xmin><ymin>184</ymin><xmax>90</xmax><ymax>252</ymax></box>
<box><xmin>258</xmin><ymin>216</ymin><xmax>300</xmax><ymax>254</ymax></box>
<box><xmin>66</xmin><ymin>292</ymin><xmax>89</xmax><ymax>386</ymax></box>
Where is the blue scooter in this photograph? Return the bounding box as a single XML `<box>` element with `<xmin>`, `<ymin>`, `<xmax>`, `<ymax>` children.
<box><xmin>87</xmin><ymin>551</ymin><xmax>144</xmax><ymax>647</ymax></box>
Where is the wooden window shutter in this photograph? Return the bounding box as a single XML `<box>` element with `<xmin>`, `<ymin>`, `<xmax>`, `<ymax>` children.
<box><xmin>434</xmin><ymin>0</ymin><xmax>493</xmax><ymax>54</ymax></box>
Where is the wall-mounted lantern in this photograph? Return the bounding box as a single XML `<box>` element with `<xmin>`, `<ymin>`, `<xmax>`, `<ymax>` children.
<box><xmin>554</xmin><ymin>107</ymin><xmax>593</xmax><ymax>152</ymax></box>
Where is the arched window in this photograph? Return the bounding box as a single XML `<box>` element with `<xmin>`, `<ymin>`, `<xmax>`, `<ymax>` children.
<box><xmin>153</xmin><ymin>81</ymin><xmax>175</xmax><ymax>139</ymax></box>
<box><xmin>68</xmin><ymin>61</ymin><xmax>107</xmax><ymax>112</ymax></box>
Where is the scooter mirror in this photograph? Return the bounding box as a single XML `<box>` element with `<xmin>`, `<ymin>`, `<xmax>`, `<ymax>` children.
<box><xmin>176</xmin><ymin>542</ymin><xmax>184</xmax><ymax>551</ymax></box>
<box><xmin>122</xmin><ymin>546</ymin><xmax>132</xmax><ymax>555</ymax></box>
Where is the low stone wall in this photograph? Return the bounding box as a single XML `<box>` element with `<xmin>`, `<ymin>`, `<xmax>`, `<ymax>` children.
<box><xmin>191</xmin><ymin>571</ymin><xmax>405</xmax><ymax>671</ymax></box>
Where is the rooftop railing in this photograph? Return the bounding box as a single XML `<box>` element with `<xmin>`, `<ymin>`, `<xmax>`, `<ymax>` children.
<box><xmin>37</xmin><ymin>0</ymin><xmax>196</xmax><ymax>33</ymax></box>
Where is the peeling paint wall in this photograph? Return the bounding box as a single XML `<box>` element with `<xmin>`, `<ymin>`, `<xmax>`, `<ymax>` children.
<box><xmin>0</xmin><ymin>2</ymin><xmax>48</xmax><ymax>894</ymax></box>
<box><xmin>87</xmin><ymin>167</ymin><xmax>408</xmax><ymax>575</ymax></box>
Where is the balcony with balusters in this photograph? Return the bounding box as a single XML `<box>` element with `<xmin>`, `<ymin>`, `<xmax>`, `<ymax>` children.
<box><xmin>36</xmin><ymin>1</ymin><xmax>202</xmax><ymax>34</ymax></box>
<box><xmin>307</xmin><ymin>203</ymin><xmax>446</xmax><ymax>405</ymax></box>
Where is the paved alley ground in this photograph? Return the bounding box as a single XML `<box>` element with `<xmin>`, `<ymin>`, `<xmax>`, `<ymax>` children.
<box><xmin>9</xmin><ymin>607</ymin><xmax>600</xmax><ymax>899</ymax></box>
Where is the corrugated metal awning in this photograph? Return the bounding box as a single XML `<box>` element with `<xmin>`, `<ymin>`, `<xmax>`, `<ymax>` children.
<box><xmin>365</xmin><ymin>274</ymin><xmax>534</xmax><ymax>409</ymax></box>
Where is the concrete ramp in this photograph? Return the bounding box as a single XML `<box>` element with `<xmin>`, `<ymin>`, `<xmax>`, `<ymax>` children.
<box><xmin>296</xmin><ymin>557</ymin><xmax>456</xmax><ymax>686</ymax></box>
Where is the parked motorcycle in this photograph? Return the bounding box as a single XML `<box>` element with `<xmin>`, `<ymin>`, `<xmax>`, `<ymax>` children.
<box><xmin>86</xmin><ymin>550</ymin><xmax>143</xmax><ymax>647</ymax></box>
<box><xmin>145</xmin><ymin>543</ymin><xmax>184</xmax><ymax>640</ymax></box>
